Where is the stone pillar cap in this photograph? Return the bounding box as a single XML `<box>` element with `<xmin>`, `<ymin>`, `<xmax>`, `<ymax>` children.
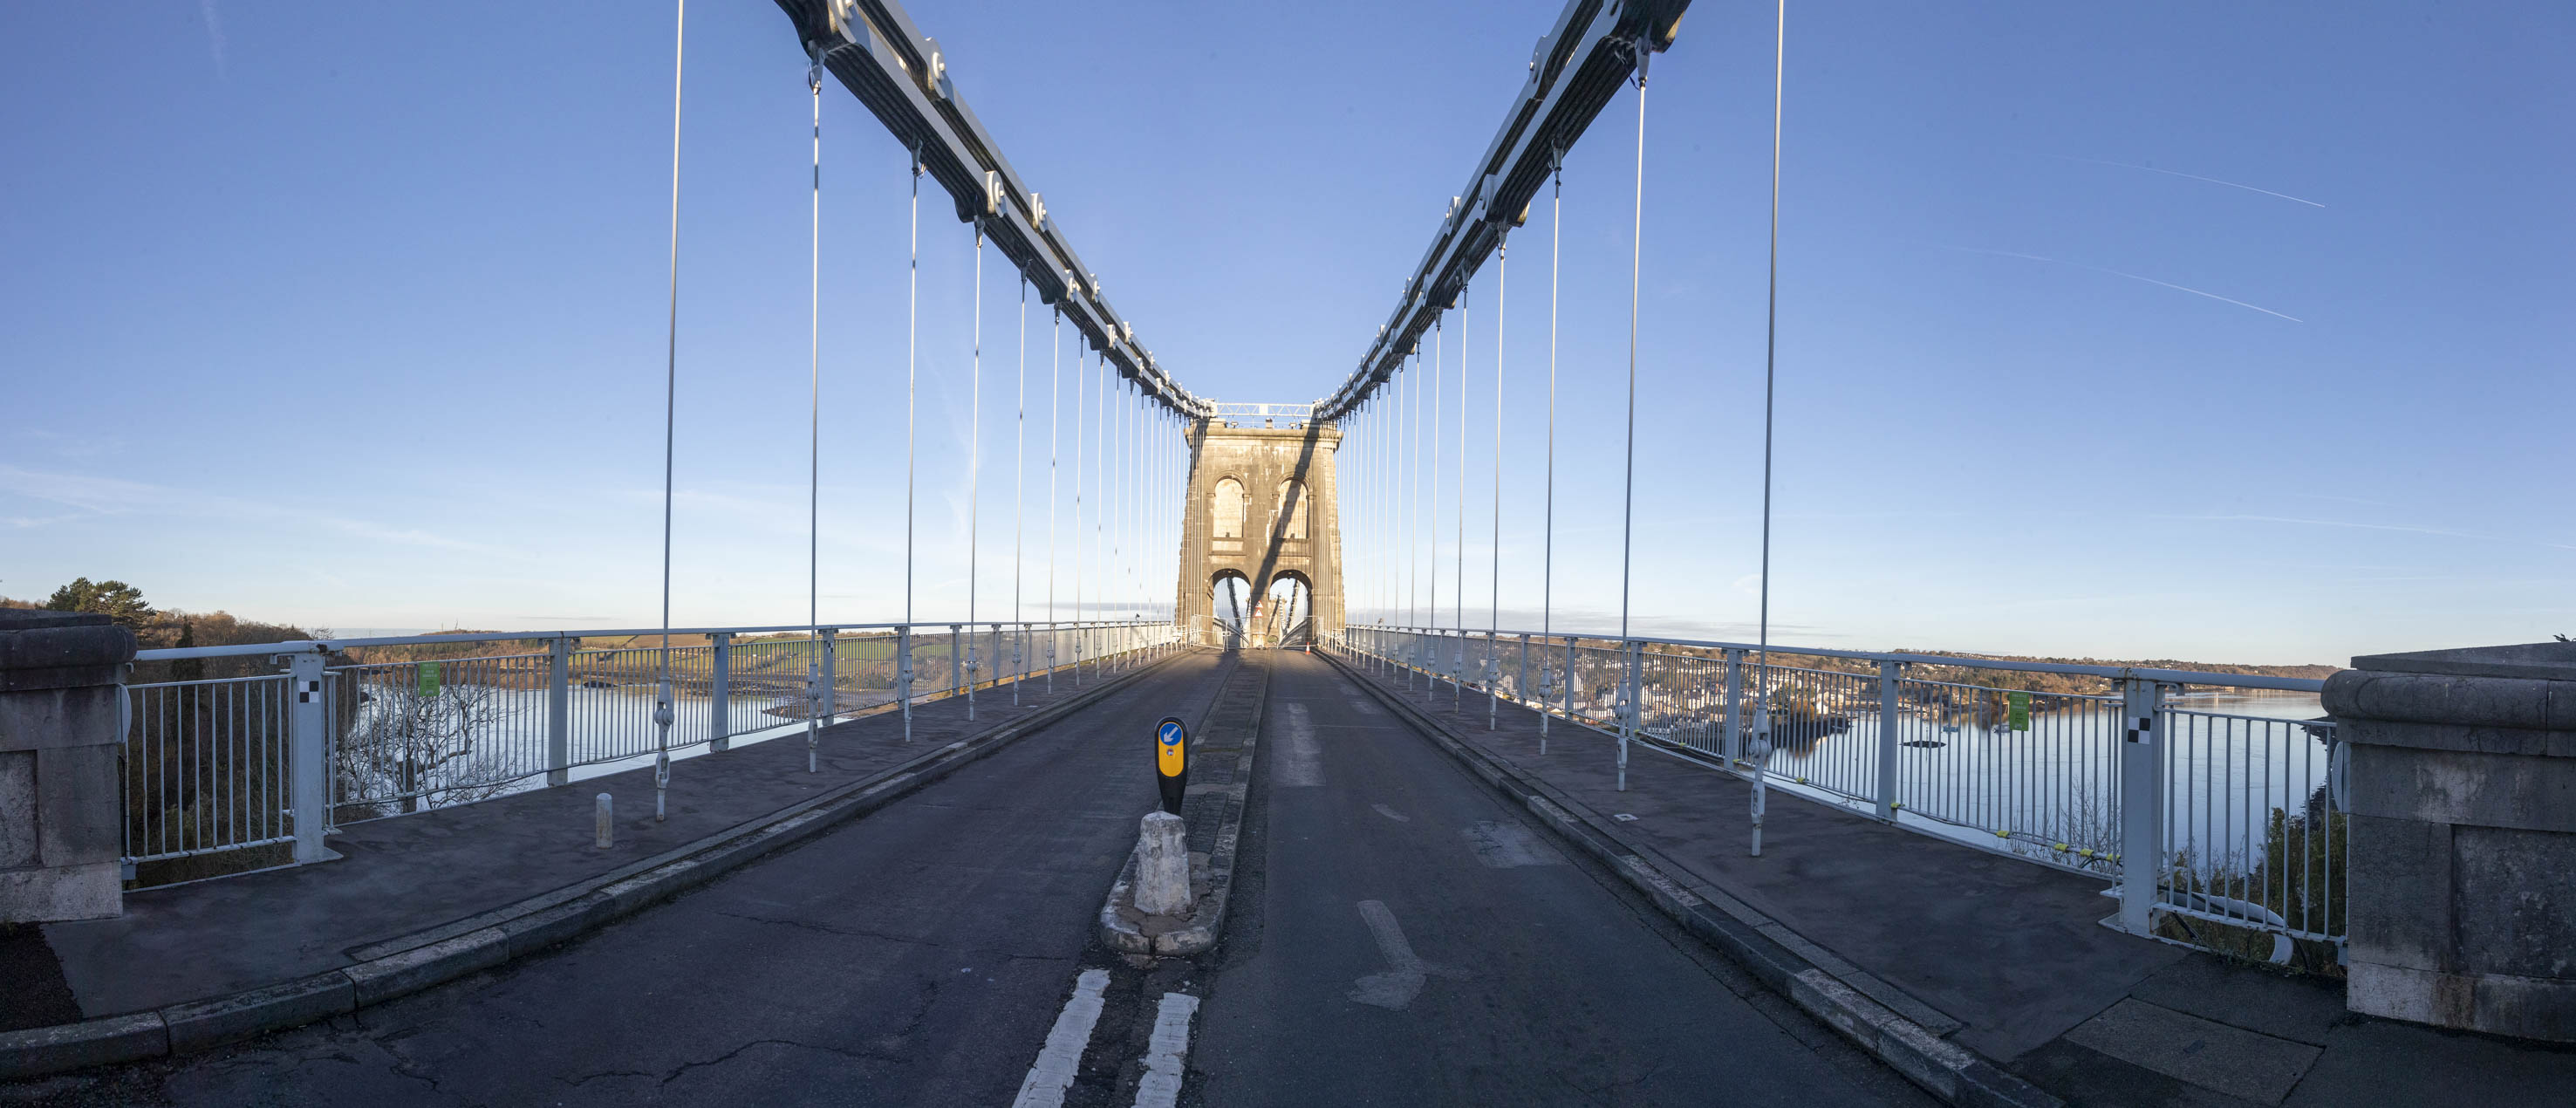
<box><xmin>2352</xmin><ymin>642</ymin><xmax>2576</xmax><ymax>682</ymax></box>
<box><xmin>2327</xmin><ymin>642</ymin><xmax>2576</xmax><ymax>735</ymax></box>
<box><xmin>0</xmin><ymin>609</ymin><xmax>138</xmax><ymax>691</ymax></box>
<box><xmin>0</xmin><ymin>609</ymin><xmax>114</xmax><ymax>632</ymax></box>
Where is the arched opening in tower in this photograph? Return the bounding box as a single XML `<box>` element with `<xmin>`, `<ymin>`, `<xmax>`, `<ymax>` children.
<box><xmin>1210</xmin><ymin>571</ymin><xmax>1254</xmax><ymax>649</ymax></box>
<box><xmin>1258</xmin><ymin>572</ymin><xmax>1314</xmax><ymax>647</ymax></box>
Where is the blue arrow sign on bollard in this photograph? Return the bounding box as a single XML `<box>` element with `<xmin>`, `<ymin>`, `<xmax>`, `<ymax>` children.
<box><xmin>1155</xmin><ymin>715</ymin><xmax>1189</xmax><ymax>816</ymax></box>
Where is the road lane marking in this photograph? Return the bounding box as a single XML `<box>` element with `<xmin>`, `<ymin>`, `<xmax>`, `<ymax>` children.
<box><xmin>1130</xmin><ymin>990</ymin><xmax>1200</xmax><ymax>1108</ymax></box>
<box><xmin>1371</xmin><ymin>803</ymin><xmax>1411</xmax><ymax>823</ymax></box>
<box><xmin>1461</xmin><ymin>820</ymin><xmax>1567</xmax><ymax>868</ymax></box>
<box><xmin>1012</xmin><ymin>968</ymin><xmax>1110</xmax><ymax>1108</ymax></box>
<box><xmin>1277</xmin><ymin>702</ymin><xmax>1324</xmax><ymax>787</ymax></box>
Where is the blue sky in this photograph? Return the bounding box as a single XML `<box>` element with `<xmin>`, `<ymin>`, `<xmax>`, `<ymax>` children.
<box><xmin>3</xmin><ymin>1</ymin><xmax>2568</xmax><ymax>665</ymax></box>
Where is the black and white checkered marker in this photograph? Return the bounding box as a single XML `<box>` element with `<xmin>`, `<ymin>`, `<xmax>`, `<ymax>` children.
<box><xmin>296</xmin><ymin>680</ymin><xmax>321</xmax><ymax>704</ymax></box>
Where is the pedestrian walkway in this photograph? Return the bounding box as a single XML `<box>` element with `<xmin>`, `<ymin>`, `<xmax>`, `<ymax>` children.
<box><xmin>2</xmin><ymin>653</ymin><xmax>1204</xmax><ymax>1043</ymax></box>
<box><xmin>1335</xmin><ymin>650</ymin><xmax>2576</xmax><ymax>1107</ymax></box>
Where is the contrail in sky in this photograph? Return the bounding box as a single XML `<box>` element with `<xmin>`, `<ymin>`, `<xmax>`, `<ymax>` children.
<box><xmin>2048</xmin><ymin>154</ymin><xmax>2324</xmax><ymax>208</ymax></box>
<box><xmin>200</xmin><ymin>1</ymin><xmax>227</xmax><ymax>75</ymax></box>
<box><xmin>1942</xmin><ymin>245</ymin><xmax>2303</xmax><ymax>323</ymax></box>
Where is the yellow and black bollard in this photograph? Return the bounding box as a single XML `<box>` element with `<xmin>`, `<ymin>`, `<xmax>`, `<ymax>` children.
<box><xmin>1155</xmin><ymin>715</ymin><xmax>1189</xmax><ymax>816</ymax></box>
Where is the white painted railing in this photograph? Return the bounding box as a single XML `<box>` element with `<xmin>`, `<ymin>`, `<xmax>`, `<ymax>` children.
<box><xmin>1332</xmin><ymin>625</ymin><xmax>2343</xmax><ymax>947</ymax></box>
<box><xmin>119</xmin><ymin>619</ymin><xmax>1179</xmax><ymax>885</ymax></box>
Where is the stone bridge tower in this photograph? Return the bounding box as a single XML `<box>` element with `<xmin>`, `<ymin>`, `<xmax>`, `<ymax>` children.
<box><xmin>1175</xmin><ymin>410</ymin><xmax>1343</xmax><ymax>646</ymax></box>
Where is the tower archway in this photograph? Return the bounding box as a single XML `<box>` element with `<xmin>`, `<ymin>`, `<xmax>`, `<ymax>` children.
<box><xmin>1173</xmin><ymin>415</ymin><xmax>1343</xmax><ymax>647</ymax></box>
<box><xmin>1210</xmin><ymin>569</ymin><xmax>1254</xmax><ymax>649</ymax></box>
<box><xmin>1254</xmin><ymin>571</ymin><xmax>1314</xmax><ymax>646</ymax></box>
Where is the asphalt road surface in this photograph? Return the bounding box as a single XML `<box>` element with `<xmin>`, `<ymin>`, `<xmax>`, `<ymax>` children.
<box><xmin>3</xmin><ymin>649</ymin><xmax>1937</xmax><ymax>1107</ymax></box>
<box><xmin>1188</xmin><ymin>651</ymin><xmax>1937</xmax><ymax>1107</ymax></box>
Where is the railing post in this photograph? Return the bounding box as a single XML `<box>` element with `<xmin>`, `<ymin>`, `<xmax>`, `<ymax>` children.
<box><xmin>1876</xmin><ymin>659</ymin><xmax>1902</xmax><ymax>821</ymax></box>
<box><xmin>286</xmin><ymin>649</ymin><xmax>334</xmax><ymax>865</ymax></box>
<box><xmin>2117</xmin><ymin>677</ymin><xmax>2168</xmax><ymax>935</ymax></box>
<box><xmin>1488</xmin><ymin>632</ymin><xmax>1500</xmax><ymax>730</ymax></box>
<box><xmin>1616</xmin><ymin>639</ymin><xmax>1638</xmax><ymax>792</ymax></box>
<box><xmin>961</xmin><ymin>623</ymin><xmax>978</xmax><ymax>720</ymax></box>
<box><xmin>1563</xmin><ymin>637</ymin><xmax>1576</xmax><ymax>722</ymax></box>
<box><xmin>897</xmin><ymin>624</ymin><xmax>914</xmax><ymax>742</ymax></box>
<box><xmin>1451</xmin><ymin>632</ymin><xmax>1464</xmax><ymax>701</ymax></box>
<box><xmin>1424</xmin><ymin>635</ymin><xmax>1438</xmax><ymax>702</ymax></box>
<box><xmin>1044</xmin><ymin>623</ymin><xmax>1056</xmax><ymax>693</ymax></box>
<box><xmin>950</xmin><ymin>624</ymin><xmax>965</xmax><ymax>714</ymax></box>
<box><xmin>1721</xmin><ymin>646</ymin><xmax>1745</xmax><ymax>769</ymax></box>
<box><xmin>709</xmin><ymin>632</ymin><xmax>732</xmax><ymax>753</ymax></box>
<box><xmin>546</xmin><ymin>638</ymin><xmax>571</xmax><ymax>786</ymax></box>
<box><xmin>1517</xmin><ymin>632</ymin><xmax>1529</xmax><ymax>708</ymax></box>
<box><xmin>819</xmin><ymin>627</ymin><xmax>837</xmax><ymax>726</ymax></box>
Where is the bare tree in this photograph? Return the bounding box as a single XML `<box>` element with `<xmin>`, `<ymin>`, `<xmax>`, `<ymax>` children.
<box><xmin>337</xmin><ymin>674</ymin><xmax>519</xmax><ymax>817</ymax></box>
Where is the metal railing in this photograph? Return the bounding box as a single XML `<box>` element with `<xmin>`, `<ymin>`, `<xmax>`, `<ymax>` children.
<box><xmin>1204</xmin><ymin>401</ymin><xmax>1320</xmax><ymax>427</ymax></box>
<box><xmin>1332</xmin><ymin>624</ymin><xmax>2344</xmax><ymax>947</ymax></box>
<box><xmin>119</xmin><ymin>619</ymin><xmax>1180</xmax><ymax>885</ymax></box>
<box><xmin>123</xmin><ymin>674</ymin><xmax>299</xmax><ymax>867</ymax></box>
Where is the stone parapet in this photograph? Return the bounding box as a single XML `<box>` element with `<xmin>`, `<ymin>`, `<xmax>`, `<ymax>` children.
<box><xmin>0</xmin><ymin>609</ymin><xmax>134</xmax><ymax>923</ymax></box>
<box><xmin>2327</xmin><ymin>641</ymin><xmax>2576</xmax><ymax>1041</ymax></box>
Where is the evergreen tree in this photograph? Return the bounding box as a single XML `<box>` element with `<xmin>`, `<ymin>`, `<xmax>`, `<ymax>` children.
<box><xmin>43</xmin><ymin>578</ymin><xmax>154</xmax><ymax>627</ymax></box>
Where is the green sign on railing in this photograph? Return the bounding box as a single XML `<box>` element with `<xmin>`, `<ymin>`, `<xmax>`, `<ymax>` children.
<box><xmin>2006</xmin><ymin>690</ymin><xmax>2031</xmax><ymax>731</ymax></box>
<box><xmin>416</xmin><ymin>661</ymin><xmax>442</xmax><ymax>698</ymax></box>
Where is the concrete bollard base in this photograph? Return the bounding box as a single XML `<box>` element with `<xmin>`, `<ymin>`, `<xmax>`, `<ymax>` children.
<box><xmin>1132</xmin><ymin>811</ymin><xmax>1192</xmax><ymax>917</ymax></box>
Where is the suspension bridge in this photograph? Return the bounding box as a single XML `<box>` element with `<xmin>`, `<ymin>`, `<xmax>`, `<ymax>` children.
<box><xmin>3</xmin><ymin>1</ymin><xmax>2571</xmax><ymax>1105</ymax></box>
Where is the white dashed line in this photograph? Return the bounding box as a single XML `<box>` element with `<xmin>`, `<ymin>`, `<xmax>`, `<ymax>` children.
<box><xmin>1130</xmin><ymin>990</ymin><xmax>1201</xmax><ymax>1108</ymax></box>
<box><xmin>1012</xmin><ymin>968</ymin><xmax>1110</xmax><ymax>1108</ymax></box>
